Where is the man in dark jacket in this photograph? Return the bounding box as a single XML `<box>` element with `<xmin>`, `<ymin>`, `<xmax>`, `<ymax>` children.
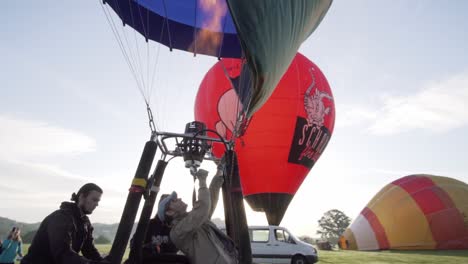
<box><xmin>21</xmin><ymin>183</ymin><xmax>109</xmax><ymax>264</ymax></box>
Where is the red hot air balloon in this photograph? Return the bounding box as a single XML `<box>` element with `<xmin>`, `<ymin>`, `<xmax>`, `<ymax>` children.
<box><xmin>195</xmin><ymin>53</ymin><xmax>335</xmax><ymax>225</ymax></box>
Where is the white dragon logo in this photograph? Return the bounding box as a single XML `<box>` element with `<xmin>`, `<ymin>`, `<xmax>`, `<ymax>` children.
<box><xmin>304</xmin><ymin>68</ymin><xmax>333</xmax><ymax>127</ymax></box>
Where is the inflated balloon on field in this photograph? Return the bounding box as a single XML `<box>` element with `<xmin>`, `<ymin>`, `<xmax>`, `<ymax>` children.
<box><xmin>341</xmin><ymin>174</ymin><xmax>468</xmax><ymax>250</ymax></box>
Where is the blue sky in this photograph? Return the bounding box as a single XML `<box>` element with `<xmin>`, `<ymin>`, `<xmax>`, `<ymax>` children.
<box><xmin>1</xmin><ymin>0</ymin><xmax>467</xmax><ymax>238</ymax></box>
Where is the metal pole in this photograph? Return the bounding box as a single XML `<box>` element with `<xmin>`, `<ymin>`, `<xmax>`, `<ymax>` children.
<box><xmin>109</xmin><ymin>140</ymin><xmax>157</xmax><ymax>264</ymax></box>
<box><xmin>126</xmin><ymin>160</ymin><xmax>168</xmax><ymax>263</ymax></box>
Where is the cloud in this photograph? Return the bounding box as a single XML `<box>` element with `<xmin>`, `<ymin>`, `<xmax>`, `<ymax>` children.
<box><xmin>0</xmin><ymin>159</ymin><xmax>129</xmax><ymax>223</ymax></box>
<box><xmin>0</xmin><ymin>115</ymin><xmax>96</xmax><ymax>159</ymax></box>
<box><xmin>0</xmin><ymin>159</ymin><xmax>89</xmax><ymax>194</ymax></box>
<box><xmin>336</xmin><ymin>106</ymin><xmax>377</xmax><ymax>127</ymax></box>
<box><xmin>338</xmin><ymin>72</ymin><xmax>468</xmax><ymax>135</ymax></box>
<box><xmin>0</xmin><ymin>159</ymin><xmax>90</xmax><ymax>222</ymax></box>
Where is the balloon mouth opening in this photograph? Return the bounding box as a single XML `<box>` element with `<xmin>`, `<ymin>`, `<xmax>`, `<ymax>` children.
<box><xmin>245</xmin><ymin>193</ymin><xmax>293</xmax><ymax>226</ymax></box>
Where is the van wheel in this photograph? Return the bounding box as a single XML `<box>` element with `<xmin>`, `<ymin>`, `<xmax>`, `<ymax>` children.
<box><xmin>292</xmin><ymin>255</ymin><xmax>307</xmax><ymax>264</ymax></box>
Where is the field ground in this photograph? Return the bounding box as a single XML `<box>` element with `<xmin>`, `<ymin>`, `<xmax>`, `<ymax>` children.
<box><xmin>318</xmin><ymin>249</ymin><xmax>468</xmax><ymax>264</ymax></box>
<box><xmin>17</xmin><ymin>244</ymin><xmax>468</xmax><ymax>263</ymax></box>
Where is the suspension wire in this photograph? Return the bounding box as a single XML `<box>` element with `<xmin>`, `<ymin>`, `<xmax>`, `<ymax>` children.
<box><xmin>101</xmin><ymin>0</ymin><xmax>171</xmax><ymax>136</ymax></box>
<box><xmin>100</xmin><ymin>1</ymin><xmax>147</xmax><ymax>105</ymax></box>
<box><xmin>161</xmin><ymin>0</ymin><xmax>173</xmax><ymax>51</ymax></box>
<box><xmin>128</xmin><ymin>0</ymin><xmax>148</xmax><ymax>99</ymax></box>
<box><xmin>114</xmin><ymin>0</ymin><xmax>148</xmax><ymax>102</ymax></box>
<box><xmin>146</xmin><ymin>17</ymin><xmax>167</xmax><ymax>132</ymax></box>
<box><xmin>134</xmin><ymin>2</ymin><xmax>161</xmax><ymax>132</ymax></box>
<box><xmin>145</xmin><ymin>9</ymin><xmax>151</xmax><ymax>103</ymax></box>
<box><xmin>149</xmin><ymin>19</ymin><xmax>165</xmax><ymax>102</ymax></box>
<box><xmin>135</xmin><ymin>2</ymin><xmax>151</xmax><ymax>100</ymax></box>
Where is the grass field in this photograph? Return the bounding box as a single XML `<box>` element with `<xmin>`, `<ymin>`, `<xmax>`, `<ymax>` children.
<box><xmin>18</xmin><ymin>244</ymin><xmax>468</xmax><ymax>263</ymax></box>
<box><xmin>317</xmin><ymin>249</ymin><xmax>468</xmax><ymax>264</ymax></box>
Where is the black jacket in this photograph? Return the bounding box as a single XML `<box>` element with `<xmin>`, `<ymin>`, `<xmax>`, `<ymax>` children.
<box><xmin>21</xmin><ymin>202</ymin><xmax>103</xmax><ymax>264</ymax></box>
<box><xmin>142</xmin><ymin>217</ymin><xmax>178</xmax><ymax>258</ymax></box>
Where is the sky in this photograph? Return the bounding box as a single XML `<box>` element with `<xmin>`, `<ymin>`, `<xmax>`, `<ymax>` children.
<box><xmin>1</xmin><ymin>1</ymin><xmax>468</xmax><ymax>238</ymax></box>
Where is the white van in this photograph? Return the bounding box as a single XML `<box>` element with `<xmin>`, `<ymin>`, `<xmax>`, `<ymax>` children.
<box><xmin>248</xmin><ymin>225</ymin><xmax>318</xmax><ymax>264</ymax></box>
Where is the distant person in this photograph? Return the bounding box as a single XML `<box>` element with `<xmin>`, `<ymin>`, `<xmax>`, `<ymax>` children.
<box><xmin>21</xmin><ymin>183</ymin><xmax>110</xmax><ymax>264</ymax></box>
<box><xmin>0</xmin><ymin>227</ymin><xmax>23</xmax><ymax>264</ymax></box>
<box><xmin>160</xmin><ymin>165</ymin><xmax>238</xmax><ymax>264</ymax></box>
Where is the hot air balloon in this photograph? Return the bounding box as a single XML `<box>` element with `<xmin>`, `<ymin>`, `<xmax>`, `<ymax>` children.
<box><xmin>341</xmin><ymin>174</ymin><xmax>468</xmax><ymax>250</ymax></box>
<box><xmin>195</xmin><ymin>53</ymin><xmax>335</xmax><ymax>225</ymax></box>
<box><xmin>99</xmin><ymin>1</ymin><xmax>333</xmax><ymax>263</ymax></box>
<box><xmin>101</xmin><ymin>0</ymin><xmax>333</xmax><ymax>119</ymax></box>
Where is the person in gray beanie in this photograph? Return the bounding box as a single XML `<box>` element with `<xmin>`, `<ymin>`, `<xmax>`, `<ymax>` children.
<box><xmin>159</xmin><ymin>165</ymin><xmax>238</xmax><ymax>264</ymax></box>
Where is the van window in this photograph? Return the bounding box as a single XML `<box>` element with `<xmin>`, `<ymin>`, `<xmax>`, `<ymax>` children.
<box><xmin>251</xmin><ymin>229</ymin><xmax>269</xmax><ymax>243</ymax></box>
<box><xmin>275</xmin><ymin>229</ymin><xmax>295</xmax><ymax>244</ymax></box>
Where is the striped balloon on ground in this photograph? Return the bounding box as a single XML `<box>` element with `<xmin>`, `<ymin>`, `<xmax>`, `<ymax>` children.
<box><xmin>341</xmin><ymin>174</ymin><xmax>468</xmax><ymax>250</ymax></box>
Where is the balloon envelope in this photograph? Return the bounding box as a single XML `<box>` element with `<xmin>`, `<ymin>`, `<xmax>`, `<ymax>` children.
<box><xmin>342</xmin><ymin>174</ymin><xmax>468</xmax><ymax>250</ymax></box>
<box><xmin>195</xmin><ymin>53</ymin><xmax>335</xmax><ymax>225</ymax></box>
<box><xmin>104</xmin><ymin>0</ymin><xmax>332</xmax><ymax>118</ymax></box>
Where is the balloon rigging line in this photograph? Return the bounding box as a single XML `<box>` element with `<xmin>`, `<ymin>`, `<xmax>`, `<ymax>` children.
<box><xmin>135</xmin><ymin>3</ymin><xmax>167</xmax><ymax>132</ymax></box>
<box><xmin>100</xmin><ymin>1</ymin><xmax>147</xmax><ymax>106</ymax></box>
<box><xmin>112</xmin><ymin>0</ymin><xmax>146</xmax><ymax>97</ymax></box>
<box><xmin>147</xmin><ymin>17</ymin><xmax>167</xmax><ymax>133</ymax></box>
<box><xmin>128</xmin><ymin>0</ymin><xmax>149</xmax><ymax>99</ymax></box>
<box><xmin>101</xmin><ymin>0</ymin><xmax>168</xmax><ymax>133</ymax></box>
<box><xmin>134</xmin><ymin>1</ymin><xmax>157</xmax><ymax>120</ymax></box>
<box><xmin>148</xmin><ymin>19</ymin><xmax>165</xmax><ymax>103</ymax></box>
<box><xmin>116</xmin><ymin>1</ymin><xmax>149</xmax><ymax>104</ymax></box>
<box><xmin>161</xmin><ymin>0</ymin><xmax>173</xmax><ymax>51</ymax></box>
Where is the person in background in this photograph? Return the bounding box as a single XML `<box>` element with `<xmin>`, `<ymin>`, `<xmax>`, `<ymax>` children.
<box><xmin>21</xmin><ymin>183</ymin><xmax>110</xmax><ymax>264</ymax></box>
<box><xmin>0</xmin><ymin>227</ymin><xmax>23</xmax><ymax>264</ymax></box>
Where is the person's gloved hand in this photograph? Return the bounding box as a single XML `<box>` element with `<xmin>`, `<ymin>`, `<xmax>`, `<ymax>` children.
<box><xmin>195</xmin><ymin>169</ymin><xmax>209</xmax><ymax>188</ymax></box>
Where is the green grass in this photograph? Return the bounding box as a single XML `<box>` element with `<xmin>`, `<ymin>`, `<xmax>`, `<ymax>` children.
<box><xmin>318</xmin><ymin>249</ymin><xmax>468</xmax><ymax>264</ymax></box>
<box><xmin>18</xmin><ymin>244</ymin><xmax>468</xmax><ymax>263</ymax></box>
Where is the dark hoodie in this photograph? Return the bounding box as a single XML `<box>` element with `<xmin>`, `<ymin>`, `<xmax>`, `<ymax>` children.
<box><xmin>21</xmin><ymin>202</ymin><xmax>103</xmax><ymax>264</ymax></box>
